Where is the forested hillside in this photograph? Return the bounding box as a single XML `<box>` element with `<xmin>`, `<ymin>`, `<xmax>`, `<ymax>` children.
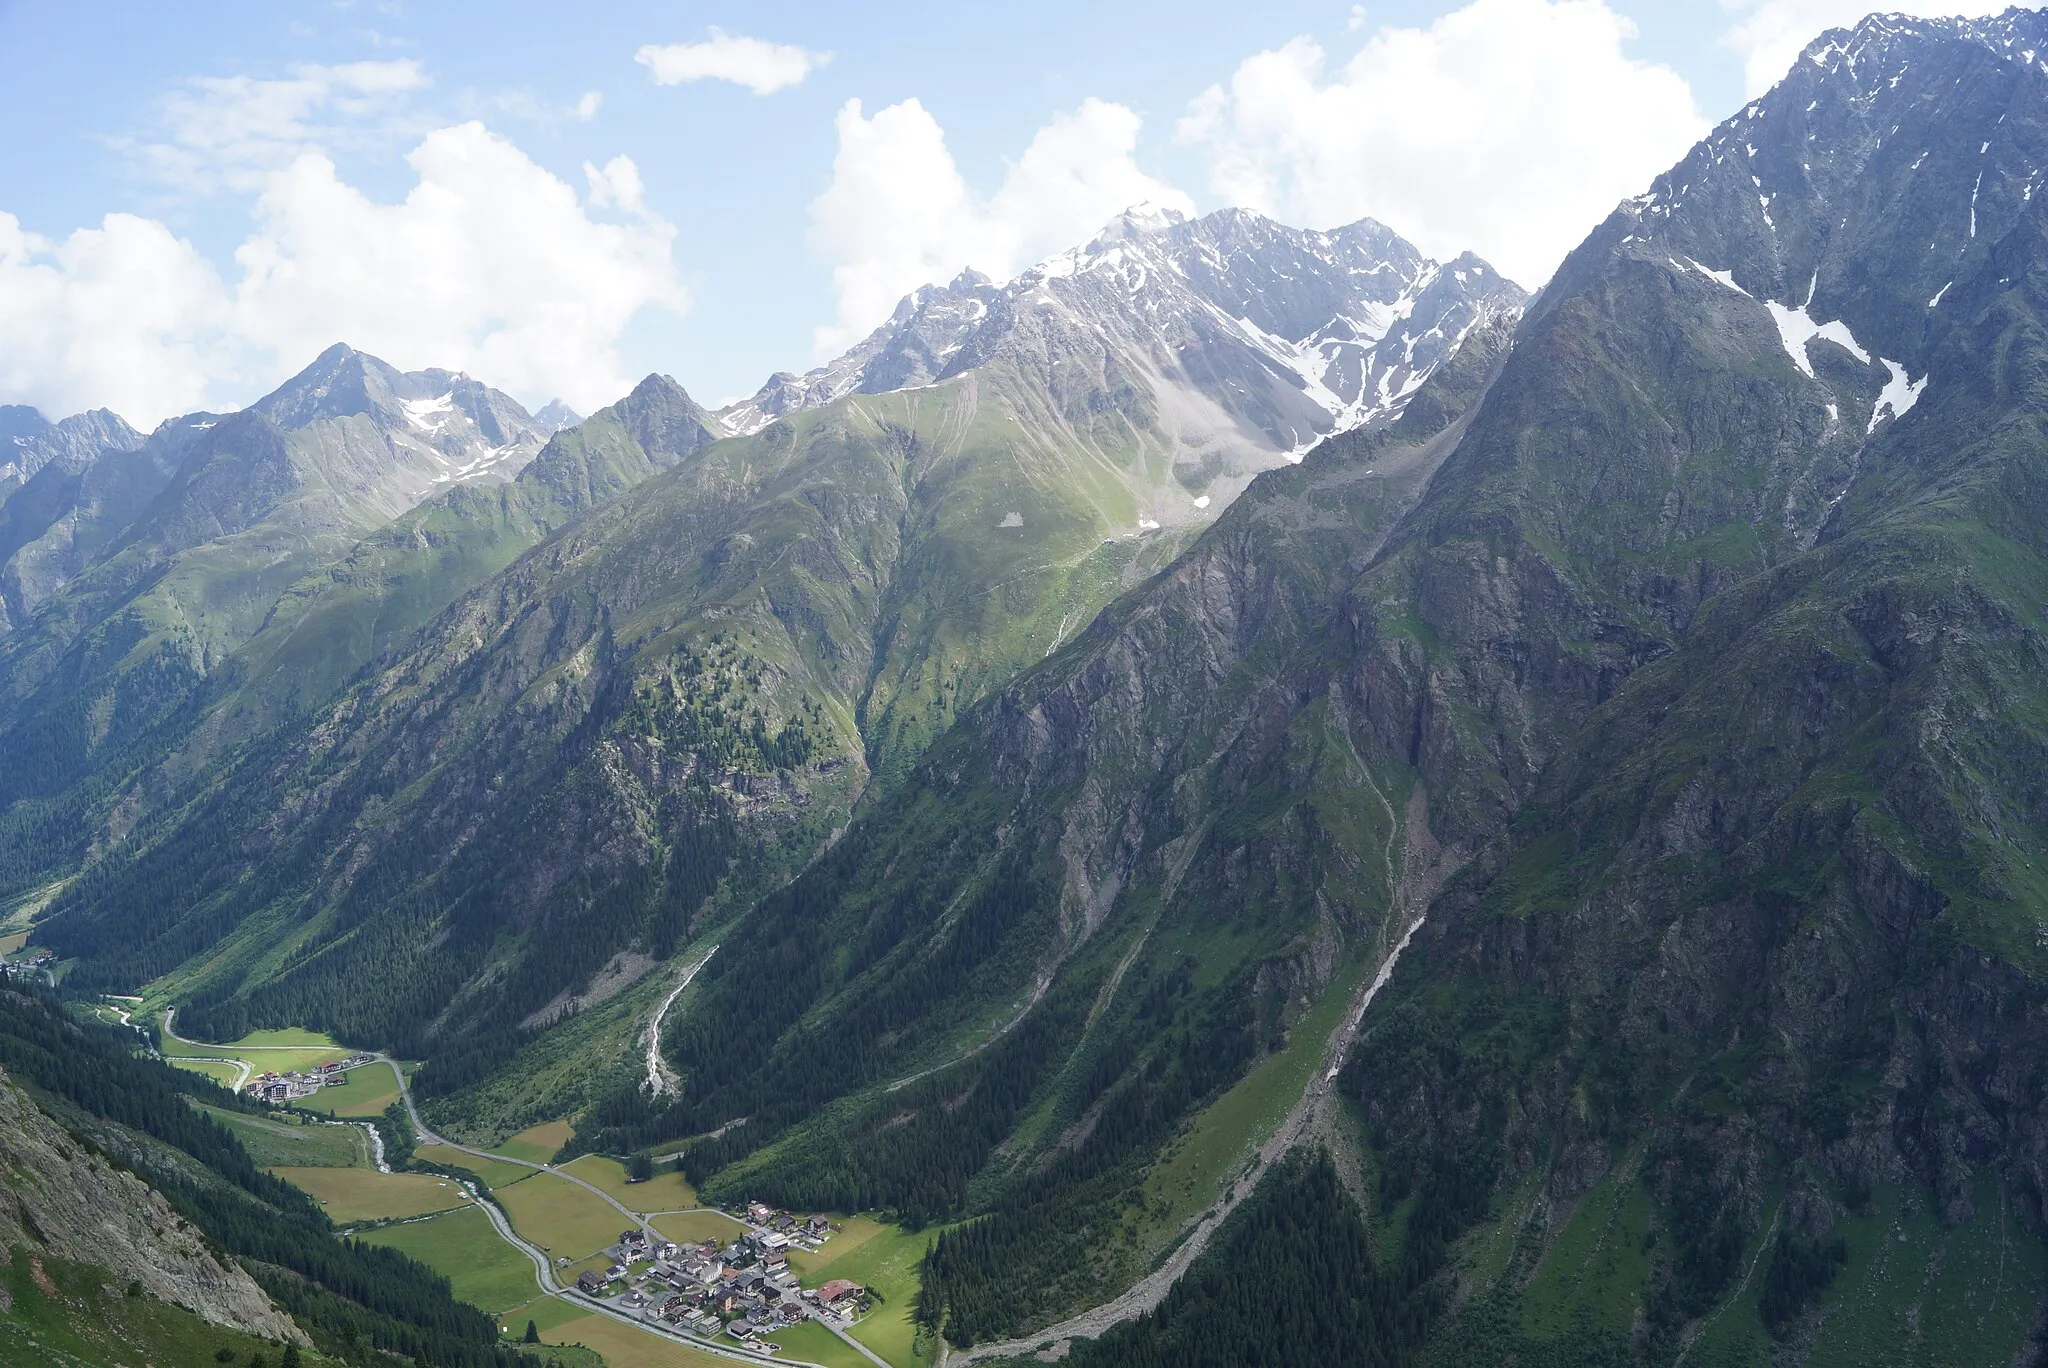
<box><xmin>0</xmin><ymin>984</ymin><xmax>560</xmax><ymax>1367</ymax></box>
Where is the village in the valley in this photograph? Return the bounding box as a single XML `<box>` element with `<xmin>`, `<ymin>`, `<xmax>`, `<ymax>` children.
<box><xmin>573</xmin><ymin>1202</ymin><xmax>872</xmax><ymax>1351</ymax></box>
<box><xmin>244</xmin><ymin>1053</ymin><xmax>380</xmax><ymax>1103</ymax></box>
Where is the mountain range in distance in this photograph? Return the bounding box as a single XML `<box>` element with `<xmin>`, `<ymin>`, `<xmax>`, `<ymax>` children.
<box><xmin>9</xmin><ymin>10</ymin><xmax>2048</xmax><ymax>1368</ymax></box>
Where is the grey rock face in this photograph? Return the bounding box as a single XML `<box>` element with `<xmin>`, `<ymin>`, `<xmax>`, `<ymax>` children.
<box><xmin>533</xmin><ymin>398</ymin><xmax>585</xmax><ymax>433</ymax></box>
<box><xmin>0</xmin><ymin>1067</ymin><xmax>301</xmax><ymax>1342</ymax></box>
<box><xmin>716</xmin><ymin>206</ymin><xmax>1526</xmax><ymax>483</ymax></box>
<box><xmin>253</xmin><ymin>342</ymin><xmax>553</xmax><ymax>490</ymax></box>
<box><xmin>0</xmin><ymin>405</ymin><xmax>144</xmax><ymax>485</ymax></box>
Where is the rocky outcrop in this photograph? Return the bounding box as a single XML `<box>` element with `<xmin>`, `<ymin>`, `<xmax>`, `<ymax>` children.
<box><xmin>0</xmin><ymin>1067</ymin><xmax>301</xmax><ymax>1342</ymax></box>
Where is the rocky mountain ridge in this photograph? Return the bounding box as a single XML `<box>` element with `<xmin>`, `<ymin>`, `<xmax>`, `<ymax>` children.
<box><xmin>0</xmin><ymin>1064</ymin><xmax>298</xmax><ymax>1342</ymax></box>
<box><xmin>555</xmin><ymin>11</ymin><xmax>2048</xmax><ymax>1359</ymax></box>
<box><xmin>717</xmin><ymin>205</ymin><xmax>1524</xmax><ymax>510</ymax></box>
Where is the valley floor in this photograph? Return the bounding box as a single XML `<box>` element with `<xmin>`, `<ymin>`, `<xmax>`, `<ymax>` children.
<box><xmin>169</xmin><ymin>1012</ymin><xmax>935</xmax><ymax>1368</ymax></box>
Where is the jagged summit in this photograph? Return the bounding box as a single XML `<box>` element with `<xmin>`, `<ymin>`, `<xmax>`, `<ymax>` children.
<box><xmin>714</xmin><ymin>206</ymin><xmax>1525</xmax><ymax>464</ymax></box>
<box><xmin>1087</xmin><ymin>200</ymin><xmax>1190</xmax><ymax>243</ymax></box>
<box><xmin>1554</xmin><ymin>3</ymin><xmax>2048</xmax><ymax>546</ymax></box>
<box><xmin>0</xmin><ymin>405</ymin><xmax>145</xmax><ymax>486</ymax></box>
<box><xmin>246</xmin><ymin>343</ymin><xmax>549</xmax><ymax>485</ymax></box>
<box><xmin>533</xmin><ymin>398</ymin><xmax>584</xmax><ymax>433</ymax></box>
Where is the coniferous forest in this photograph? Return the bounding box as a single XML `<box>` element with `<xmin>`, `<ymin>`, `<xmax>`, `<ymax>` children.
<box><xmin>0</xmin><ymin>984</ymin><xmax>552</xmax><ymax>1368</ymax></box>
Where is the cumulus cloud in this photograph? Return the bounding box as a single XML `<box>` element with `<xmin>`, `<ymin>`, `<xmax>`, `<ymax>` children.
<box><xmin>231</xmin><ymin>124</ymin><xmax>685</xmax><ymax>414</ymax></box>
<box><xmin>1721</xmin><ymin>0</ymin><xmax>2013</xmax><ymax>96</ymax></box>
<box><xmin>0</xmin><ymin>123</ymin><xmax>685</xmax><ymax>426</ymax></box>
<box><xmin>1176</xmin><ymin>0</ymin><xmax>1707</xmax><ymax>290</ymax></box>
<box><xmin>636</xmin><ymin>30</ymin><xmax>830</xmax><ymax>95</ymax></box>
<box><xmin>133</xmin><ymin>59</ymin><xmax>430</xmax><ymax>192</ymax></box>
<box><xmin>807</xmin><ymin>97</ymin><xmax>1192</xmax><ymax>355</ymax></box>
<box><xmin>0</xmin><ymin>212</ymin><xmax>228</xmax><ymax>424</ymax></box>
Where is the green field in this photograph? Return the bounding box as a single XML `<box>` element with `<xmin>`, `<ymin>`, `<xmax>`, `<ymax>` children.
<box><xmin>203</xmin><ymin>1104</ymin><xmax>369</xmax><ymax>1168</ymax></box>
<box><xmin>498</xmin><ymin>1293</ymin><xmax>590</xmax><ymax>1339</ymax></box>
<box><xmin>168</xmin><ymin>1057</ymin><xmax>244</xmax><ymax>1087</ymax></box>
<box><xmin>494</xmin><ymin>1172</ymin><xmax>627</xmax><ymax>1260</ymax></box>
<box><xmin>270</xmin><ymin>1165</ymin><xmax>468</xmax><ymax>1223</ymax></box>
<box><xmin>539</xmin><ymin>1308</ymin><xmax>736</xmax><ymax>1367</ymax></box>
<box><xmin>357</xmin><ymin>1205</ymin><xmax>540</xmax><ymax>1314</ymax></box>
<box><xmin>494</xmin><ymin>1119</ymin><xmax>574</xmax><ymax>1163</ymax></box>
<box><xmin>1137</xmin><ymin>952</ymin><xmax>1365</xmax><ymax>1249</ymax></box>
<box><xmin>651</xmin><ymin>1208</ymin><xmax>750</xmax><ymax>1247</ymax></box>
<box><xmin>769</xmin><ymin>1318</ymin><xmax>877</xmax><ymax>1368</ymax></box>
<box><xmin>161</xmin><ymin>1022</ymin><xmax>358</xmax><ymax>1077</ymax></box>
<box><xmin>291</xmin><ymin>1063</ymin><xmax>402</xmax><ymax>1118</ymax></box>
<box><xmin>223</xmin><ymin>1028</ymin><xmax>340</xmax><ymax>1048</ymax></box>
<box><xmin>560</xmin><ymin>1153</ymin><xmax>699</xmax><ymax>1212</ymax></box>
<box><xmin>791</xmin><ymin>1215</ymin><xmax>935</xmax><ymax>1367</ymax></box>
<box><xmin>419</xmin><ymin>1143</ymin><xmax>535</xmax><ymax>1189</ymax></box>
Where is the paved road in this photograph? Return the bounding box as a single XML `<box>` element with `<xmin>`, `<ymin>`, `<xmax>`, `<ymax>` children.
<box><xmin>377</xmin><ymin>1052</ymin><xmax>892</xmax><ymax>1368</ymax></box>
<box><xmin>385</xmin><ymin>1057</ymin><xmax>892</xmax><ymax>1368</ymax></box>
<box><xmin>161</xmin><ymin>1011</ymin><xmax>899</xmax><ymax>1368</ymax></box>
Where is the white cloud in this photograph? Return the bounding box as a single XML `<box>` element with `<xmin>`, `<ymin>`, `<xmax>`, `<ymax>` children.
<box><xmin>232</xmin><ymin>123</ymin><xmax>686</xmax><ymax>414</ymax></box>
<box><xmin>0</xmin><ymin>123</ymin><xmax>686</xmax><ymax>425</ymax></box>
<box><xmin>635</xmin><ymin>30</ymin><xmax>830</xmax><ymax>96</ymax></box>
<box><xmin>1721</xmin><ymin>0</ymin><xmax>2012</xmax><ymax>96</ymax></box>
<box><xmin>807</xmin><ymin>97</ymin><xmax>1192</xmax><ymax>355</ymax></box>
<box><xmin>135</xmin><ymin>59</ymin><xmax>429</xmax><ymax>192</ymax></box>
<box><xmin>1176</xmin><ymin>0</ymin><xmax>1707</xmax><ymax>290</ymax></box>
<box><xmin>0</xmin><ymin>212</ymin><xmax>228</xmax><ymax>424</ymax></box>
<box><xmin>473</xmin><ymin>85</ymin><xmax>608</xmax><ymax>129</ymax></box>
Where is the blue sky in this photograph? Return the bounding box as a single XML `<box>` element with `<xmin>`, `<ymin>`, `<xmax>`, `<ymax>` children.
<box><xmin>0</xmin><ymin>0</ymin><xmax>2004</xmax><ymax>425</ymax></box>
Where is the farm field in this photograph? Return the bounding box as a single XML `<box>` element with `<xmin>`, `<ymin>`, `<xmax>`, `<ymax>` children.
<box><xmin>168</xmin><ymin>1058</ymin><xmax>244</xmax><ymax>1087</ymax></box>
<box><xmin>418</xmin><ymin>1143</ymin><xmax>533</xmax><ymax>1190</ymax></box>
<box><xmin>292</xmin><ymin>1063</ymin><xmax>402</xmax><ymax>1117</ymax></box>
<box><xmin>560</xmin><ymin>1153</ymin><xmax>698</xmax><ymax>1212</ymax></box>
<box><xmin>493</xmin><ymin>1119</ymin><xmax>573</xmax><ymax>1163</ymax></box>
<box><xmin>356</xmin><ymin>1206</ymin><xmax>540</xmax><ymax>1314</ymax></box>
<box><xmin>494</xmin><ymin>1172</ymin><xmax>626</xmax><ymax>1260</ymax></box>
<box><xmin>790</xmin><ymin>1216</ymin><xmax>934</xmax><ymax>1367</ymax></box>
<box><xmin>269</xmin><ymin>1165</ymin><xmax>468</xmax><ymax>1223</ymax></box>
<box><xmin>651</xmin><ymin>1209</ymin><xmax>750</xmax><ymax>1246</ymax></box>
<box><xmin>535</xmin><ymin>1308</ymin><xmax>734</xmax><ymax>1368</ymax></box>
<box><xmin>497</xmin><ymin>1293</ymin><xmax>589</xmax><ymax>1340</ymax></box>
<box><xmin>161</xmin><ymin>1025</ymin><xmax>354</xmax><ymax>1077</ymax></box>
<box><xmin>203</xmin><ymin>1105</ymin><xmax>369</xmax><ymax>1168</ymax></box>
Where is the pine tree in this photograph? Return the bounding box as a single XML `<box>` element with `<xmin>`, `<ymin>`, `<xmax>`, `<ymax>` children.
<box><xmin>524</xmin><ymin>1319</ymin><xmax>540</xmax><ymax>1344</ymax></box>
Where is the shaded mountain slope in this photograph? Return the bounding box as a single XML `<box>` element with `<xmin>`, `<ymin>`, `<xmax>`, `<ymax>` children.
<box><xmin>0</xmin><ymin>349</ymin><xmax>557</xmax><ymax>892</ymax></box>
<box><xmin>0</xmin><ymin>983</ymin><xmax>561</xmax><ymax>1368</ymax></box>
<box><xmin>40</xmin><ymin>357</ymin><xmax>1313</xmax><ymax>1067</ymax></box>
<box><xmin>564</xmin><ymin>12</ymin><xmax>2048</xmax><ymax>1358</ymax></box>
<box><xmin>6</xmin><ymin>212</ymin><xmax>1519</xmax><ymax>934</ymax></box>
<box><xmin>0</xmin><ymin>410</ymin><xmax>164</xmax><ymax>636</ymax></box>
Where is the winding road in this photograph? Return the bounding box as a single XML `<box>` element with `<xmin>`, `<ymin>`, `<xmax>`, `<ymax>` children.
<box><xmin>161</xmin><ymin>1008</ymin><xmax>886</xmax><ymax>1368</ymax></box>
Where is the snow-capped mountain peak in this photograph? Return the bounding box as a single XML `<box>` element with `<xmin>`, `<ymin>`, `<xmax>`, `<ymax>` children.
<box><xmin>716</xmin><ymin>207</ymin><xmax>1526</xmax><ymax>474</ymax></box>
